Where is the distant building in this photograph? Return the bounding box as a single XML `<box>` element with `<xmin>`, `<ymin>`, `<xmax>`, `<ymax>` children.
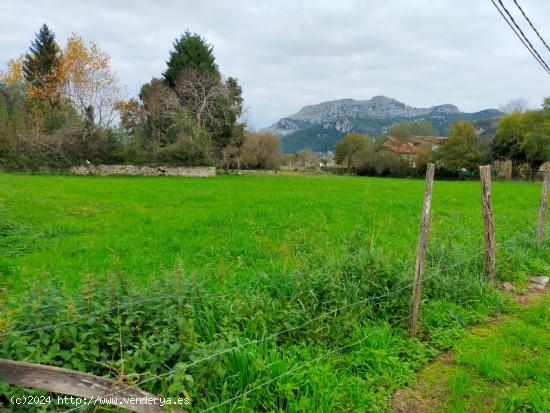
<box><xmin>380</xmin><ymin>135</ymin><xmax>447</xmax><ymax>167</ymax></box>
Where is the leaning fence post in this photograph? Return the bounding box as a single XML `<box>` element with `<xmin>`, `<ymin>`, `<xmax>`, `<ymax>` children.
<box><xmin>536</xmin><ymin>171</ymin><xmax>550</xmax><ymax>246</ymax></box>
<box><xmin>479</xmin><ymin>165</ymin><xmax>496</xmax><ymax>281</ymax></box>
<box><xmin>409</xmin><ymin>163</ymin><xmax>435</xmax><ymax>338</ymax></box>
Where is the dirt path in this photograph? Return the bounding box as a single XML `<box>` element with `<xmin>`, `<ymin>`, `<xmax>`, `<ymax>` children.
<box><xmin>389</xmin><ymin>283</ymin><xmax>549</xmax><ymax>413</ymax></box>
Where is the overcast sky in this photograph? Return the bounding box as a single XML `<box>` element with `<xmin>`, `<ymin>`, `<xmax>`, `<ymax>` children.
<box><xmin>1</xmin><ymin>0</ymin><xmax>549</xmax><ymax>128</ymax></box>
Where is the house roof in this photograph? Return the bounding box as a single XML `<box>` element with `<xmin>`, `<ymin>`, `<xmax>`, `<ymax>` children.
<box><xmin>382</xmin><ymin>136</ymin><xmax>447</xmax><ymax>154</ymax></box>
<box><xmin>382</xmin><ymin>137</ymin><xmax>414</xmax><ymax>154</ymax></box>
<box><xmin>408</xmin><ymin>135</ymin><xmax>447</xmax><ymax>145</ymax></box>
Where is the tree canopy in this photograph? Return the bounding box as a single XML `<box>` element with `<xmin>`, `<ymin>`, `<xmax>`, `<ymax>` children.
<box><xmin>22</xmin><ymin>24</ymin><xmax>61</xmax><ymax>103</ymax></box>
<box><xmin>493</xmin><ymin>109</ymin><xmax>550</xmax><ymax>179</ymax></box>
<box><xmin>335</xmin><ymin>133</ymin><xmax>371</xmax><ymax>168</ymax></box>
<box><xmin>388</xmin><ymin>119</ymin><xmax>434</xmax><ymax>138</ymax></box>
<box><xmin>436</xmin><ymin>119</ymin><xmax>481</xmax><ymax>176</ymax></box>
<box><xmin>163</xmin><ymin>31</ymin><xmax>219</xmax><ymax>87</ymax></box>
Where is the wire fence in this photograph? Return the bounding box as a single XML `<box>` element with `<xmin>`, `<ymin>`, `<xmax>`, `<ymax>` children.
<box><xmin>0</xmin><ymin>168</ymin><xmax>548</xmax><ymax>413</ymax></box>
<box><xmin>58</xmin><ymin>225</ymin><xmax>540</xmax><ymax>412</ymax></box>
<box><xmin>1</xmin><ymin>202</ymin><xmax>542</xmax><ymax>339</ymax></box>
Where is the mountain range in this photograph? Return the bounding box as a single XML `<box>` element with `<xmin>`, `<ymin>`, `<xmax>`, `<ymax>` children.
<box><xmin>265</xmin><ymin>96</ymin><xmax>503</xmax><ymax>153</ymax></box>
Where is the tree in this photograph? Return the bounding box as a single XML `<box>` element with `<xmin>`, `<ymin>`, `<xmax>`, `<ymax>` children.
<box><xmin>388</xmin><ymin>121</ymin><xmax>409</xmax><ymax>139</ymax></box>
<box><xmin>523</xmin><ymin>124</ymin><xmax>550</xmax><ymax>180</ymax></box>
<box><xmin>163</xmin><ymin>31</ymin><xmax>219</xmax><ymax>87</ymax></box>
<box><xmin>436</xmin><ymin>120</ymin><xmax>481</xmax><ymax>176</ymax></box>
<box><xmin>173</xmin><ymin>69</ymin><xmax>228</xmax><ymax>131</ymax></box>
<box><xmin>335</xmin><ymin>133</ymin><xmax>371</xmax><ymax>168</ymax></box>
<box><xmin>22</xmin><ymin>24</ymin><xmax>62</xmax><ymax>104</ymax></box>
<box><xmin>500</xmin><ymin>98</ymin><xmax>528</xmax><ymax>114</ymax></box>
<box><xmin>294</xmin><ymin>149</ymin><xmax>319</xmax><ymax>168</ymax></box>
<box><xmin>115</xmin><ymin>98</ymin><xmax>141</xmax><ymax>134</ymax></box>
<box><xmin>242</xmin><ymin>132</ymin><xmax>280</xmax><ymax>169</ymax></box>
<box><xmin>226</xmin><ymin>77</ymin><xmax>243</xmax><ymax>118</ymax></box>
<box><xmin>159</xmin><ymin>32</ymin><xmax>244</xmax><ymax>161</ymax></box>
<box><xmin>492</xmin><ymin>109</ymin><xmax>547</xmax><ymax>178</ymax></box>
<box><xmin>139</xmin><ymin>78</ymin><xmax>180</xmax><ymax>145</ymax></box>
<box><xmin>1</xmin><ymin>57</ymin><xmax>25</xmax><ymax>87</ymax></box>
<box><xmin>60</xmin><ymin>35</ymin><xmax>124</xmax><ymax>128</ymax></box>
<box><xmin>172</xmin><ymin>68</ymin><xmax>243</xmax><ymax>153</ymax></box>
<box><xmin>519</xmin><ymin>110</ymin><xmax>548</xmax><ymax>180</ymax></box>
<box><xmin>349</xmin><ymin>140</ymin><xmax>378</xmax><ymax>175</ymax></box>
<box><xmin>409</xmin><ymin>119</ymin><xmax>434</xmax><ymax>136</ymax></box>
<box><xmin>388</xmin><ymin>120</ymin><xmax>434</xmax><ymax>138</ymax></box>
<box><xmin>219</xmin><ymin>123</ymin><xmax>246</xmax><ymax>170</ymax></box>
<box><xmin>492</xmin><ymin>112</ymin><xmax>525</xmax><ymax>177</ymax></box>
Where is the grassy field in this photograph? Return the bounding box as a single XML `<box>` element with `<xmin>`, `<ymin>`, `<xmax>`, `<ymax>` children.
<box><xmin>394</xmin><ymin>294</ymin><xmax>550</xmax><ymax>412</ymax></box>
<box><xmin>0</xmin><ymin>174</ymin><xmax>546</xmax><ymax>292</ymax></box>
<box><xmin>0</xmin><ymin>173</ymin><xmax>549</xmax><ymax>412</ymax></box>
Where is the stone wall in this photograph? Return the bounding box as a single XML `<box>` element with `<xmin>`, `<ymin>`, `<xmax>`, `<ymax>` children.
<box><xmin>70</xmin><ymin>165</ymin><xmax>216</xmax><ymax>177</ymax></box>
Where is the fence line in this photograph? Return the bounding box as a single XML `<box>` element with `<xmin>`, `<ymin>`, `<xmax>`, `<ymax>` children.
<box><xmin>60</xmin><ymin>226</ymin><xmax>537</xmax><ymax>412</ymax></box>
<box><xmin>61</xmin><ymin>278</ymin><xmax>420</xmax><ymax>412</ymax></box>
<box><xmin>2</xmin><ymin>191</ymin><xmax>544</xmax><ymax>340</ymax></box>
<box><xmin>5</xmin><ymin>222</ymin><xmax>540</xmax><ymax>341</ymax></box>
<box><xmin>198</xmin><ymin>314</ymin><xmax>413</xmax><ymax>413</ymax></box>
<box><xmin>197</xmin><ymin>230</ymin><xmax>538</xmax><ymax>413</ymax></box>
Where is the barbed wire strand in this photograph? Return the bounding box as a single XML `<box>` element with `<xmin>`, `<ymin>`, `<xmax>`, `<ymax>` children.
<box><xmin>198</xmin><ymin>314</ymin><xmax>413</xmax><ymax>413</ymax></box>
<box><xmin>4</xmin><ymin>220</ymin><xmax>539</xmax><ymax>339</ymax></box>
<box><xmin>60</xmin><ymin>226</ymin><xmax>537</xmax><ymax>412</ymax></box>
<box><xmin>2</xmin><ymin>196</ymin><xmax>543</xmax><ymax>338</ymax></box>
<box><xmin>197</xmin><ymin>231</ymin><xmax>538</xmax><ymax>412</ymax></box>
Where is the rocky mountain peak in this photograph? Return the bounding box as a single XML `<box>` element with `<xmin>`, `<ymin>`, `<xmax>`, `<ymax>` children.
<box><xmin>263</xmin><ymin>96</ymin><xmax>501</xmax><ymax>153</ymax></box>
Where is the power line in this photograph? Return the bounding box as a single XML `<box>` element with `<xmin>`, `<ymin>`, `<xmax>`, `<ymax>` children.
<box><xmin>513</xmin><ymin>0</ymin><xmax>550</xmax><ymax>54</ymax></box>
<box><xmin>497</xmin><ymin>0</ymin><xmax>550</xmax><ymax>71</ymax></box>
<box><xmin>491</xmin><ymin>0</ymin><xmax>550</xmax><ymax>75</ymax></box>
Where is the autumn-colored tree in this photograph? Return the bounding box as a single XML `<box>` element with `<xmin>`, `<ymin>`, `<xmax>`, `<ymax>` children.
<box><xmin>115</xmin><ymin>98</ymin><xmax>141</xmax><ymax>134</ymax></box>
<box><xmin>1</xmin><ymin>57</ymin><xmax>25</xmax><ymax>87</ymax></box>
<box><xmin>3</xmin><ymin>31</ymin><xmax>124</xmax><ymax>131</ymax></box>
<box><xmin>60</xmin><ymin>35</ymin><xmax>124</xmax><ymax>128</ymax></box>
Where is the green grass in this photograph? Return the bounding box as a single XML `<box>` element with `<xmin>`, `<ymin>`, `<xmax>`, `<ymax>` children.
<box><xmin>450</xmin><ymin>298</ymin><xmax>550</xmax><ymax>412</ymax></box>
<box><xmin>0</xmin><ymin>174</ymin><xmax>547</xmax><ymax>292</ymax></box>
<box><xmin>394</xmin><ymin>295</ymin><xmax>550</xmax><ymax>412</ymax></box>
<box><xmin>0</xmin><ymin>173</ymin><xmax>549</xmax><ymax>412</ymax></box>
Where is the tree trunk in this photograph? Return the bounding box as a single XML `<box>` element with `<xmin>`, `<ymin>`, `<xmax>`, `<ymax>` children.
<box><xmin>511</xmin><ymin>161</ymin><xmax>521</xmax><ymax>179</ymax></box>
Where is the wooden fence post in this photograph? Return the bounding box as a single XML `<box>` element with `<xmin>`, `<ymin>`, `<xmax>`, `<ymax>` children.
<box><xmin>536</xmin><ymin>171</ymin><xmax>550</xmax><ymax>246</ymax></box>
<box><xmin>480</xmin><ymin>165</ymin><xmax>496</xmax><ymax>281</ymax></box>
<box><xmin>0</xmin><ymin>358</ymin><xmax>187</xmax><ymax>413</ymax></box>
<box><xmin>409</xmin><ymin>163</ymin><xmax>435</xmax><ymax>338</ymax></box>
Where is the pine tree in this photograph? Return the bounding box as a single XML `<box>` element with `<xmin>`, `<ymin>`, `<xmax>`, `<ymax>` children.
<box><xmin>163</xmin><ymin>31</ymin><xmax>219</xmax><ymax>87</ymax></box>
<box><xmin>22</xmin><ymin>24</ymin><xmax>61</xmax><ymax>100</ymax></box>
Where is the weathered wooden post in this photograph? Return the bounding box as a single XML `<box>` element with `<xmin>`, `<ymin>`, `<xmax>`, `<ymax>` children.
<box><xmin>0</xmin><ymin>358</ymin><xmax>187</xmax><ymax>413</ymax></box>
<box><xmin>410</xmin><ymin>163</ymin><xmax>435</xmax><ymax>338</ymax></box>
<box><xmin>480</xmin><ymin>165</ymin><xmax>496</xmax><ymax>281</ymax></box>
<box><xmin>536</xmin><ymin>171</ymin><xmax>550</xmax><ymax>246</ymax></box>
